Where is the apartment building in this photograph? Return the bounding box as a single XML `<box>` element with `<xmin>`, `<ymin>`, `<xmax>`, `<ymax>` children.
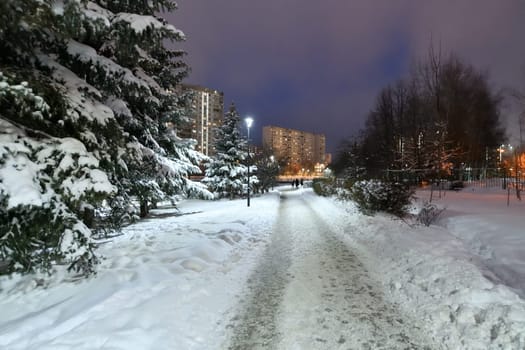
<box><xmin>262</xmin><ymin>125</ymin><xmax>327</xmax><ymax>174</ymax></box>
<box><xmin>179</xmin><ymin>84</ymin><xmax>224</xmax><ymax>156</ymax></box>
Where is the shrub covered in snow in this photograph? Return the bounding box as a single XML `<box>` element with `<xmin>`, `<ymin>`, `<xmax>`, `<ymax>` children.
<box><xmin>312</xmin><ymin>177</ymin><xmax>337</xmax><ymax>197</ymax></box>
<box><xmin>416</xmin><ymin>201</ymin><xmax>445</xmax><ymax>226</ymax></box>
<box><xmin>350</xmin><ymin>179</ymin><xmax>414</xmax><ymax>217</ymax></box>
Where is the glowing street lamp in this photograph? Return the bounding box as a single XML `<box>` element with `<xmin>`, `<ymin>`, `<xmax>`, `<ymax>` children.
<box><xmin>245</xmin><ymin>117</ymin><xmax>254</xmax><ymax>207</ymax></box>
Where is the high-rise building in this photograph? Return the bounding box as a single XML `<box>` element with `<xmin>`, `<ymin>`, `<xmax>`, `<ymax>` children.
<box><xmin>262</xmin><ymin>125</ymin><xmax>327</xmax><ymax>174</ymax></box>
<box><xmin>179</xmin><ymin>84</ymin><xmax>224</xmax><ymax>156</ymax></box>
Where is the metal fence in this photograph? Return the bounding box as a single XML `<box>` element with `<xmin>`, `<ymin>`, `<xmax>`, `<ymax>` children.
<box><xmin>383</xmin><ymin>168</ymin><xmax>524</xmax><ymax>190</ymax></box>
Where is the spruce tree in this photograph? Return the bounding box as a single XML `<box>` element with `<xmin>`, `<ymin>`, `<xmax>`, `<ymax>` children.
<box><xmin>0</xmin><ymin>0</ymin><xmax>106</xmax><ymax>275</ymax></box>
<box><xmin>203</xmin><ymin>104</ymin><xmax>257</xmax><ymax>199</ymax></box>
<box><xmin>56</xmin><ymin>0</ymin><xmax>209</xmax><ymax>217</ymax></box>
<box><xmin>0</xmin><ymin>0</ymin><xmax>207</xmax><ymax>276</ymax></box>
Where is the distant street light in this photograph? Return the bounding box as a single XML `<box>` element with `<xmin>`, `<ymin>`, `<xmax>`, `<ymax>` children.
<box><xmin>245</xmin><ymin>117</ymin><xmax>254</xmax><ymax>207</ymax></box>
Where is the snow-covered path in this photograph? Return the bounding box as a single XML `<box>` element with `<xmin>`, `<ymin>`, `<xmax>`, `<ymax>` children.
<box><xmin>2</xmin><ymin>187</ymin><xmax>525</xmax><ymax>349</ymax></box>
<box><xmin>226</xmin><ymin>189</ymin><xmax>437</xmax><ymax>349</ymax></box>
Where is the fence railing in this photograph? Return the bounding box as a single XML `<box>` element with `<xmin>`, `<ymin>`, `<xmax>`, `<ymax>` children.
<box><xmin>382</xmin><ymin>168</ymin><xmax>524</xmax><ymax>190</ymax></box>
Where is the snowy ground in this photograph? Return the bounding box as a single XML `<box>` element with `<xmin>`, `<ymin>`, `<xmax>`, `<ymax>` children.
<box><xmin>1</xmin><ymin>185</ymin><xmax>525</xmax><ymax>349</ymax></box>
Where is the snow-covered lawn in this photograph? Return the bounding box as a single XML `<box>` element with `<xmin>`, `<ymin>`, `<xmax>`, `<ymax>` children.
<box><xmin>434</xmin><ymin>187</ymin><xmax>525</xmax><ymax>298</ymax></box>
<box><xmin>0</xmin><ymin>192</ymin><xmax>280</xmax><ymax>349</ymax></box>
<box><xmin>1</xmin><ymin>185</ymin><xmax>525</xmax><ymax>349</ymax></box>
<box><xmin>335</xmin><ymin>187</ymin><xmax>525</xmax><ymax>349</ymax></box>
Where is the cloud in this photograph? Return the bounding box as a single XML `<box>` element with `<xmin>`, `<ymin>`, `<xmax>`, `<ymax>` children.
<box><xmin>406</xmin><ymin>1</ymin><xmax>525</xmax><ymax>86</ymax></box>
<box><xmin>166</xmin><ymin>0</ymin><xmax>525</xmax><ymax>152</ymax></box>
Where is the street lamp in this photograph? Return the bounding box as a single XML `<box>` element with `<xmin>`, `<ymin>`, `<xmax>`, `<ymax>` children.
<box><xmin>245</xmin><ymin>117</ymin><xmax>254</xmax><ymax>207</ymax></box>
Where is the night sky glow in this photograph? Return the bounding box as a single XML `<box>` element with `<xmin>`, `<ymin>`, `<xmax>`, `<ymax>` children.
<box><xmin>166</xmin><ymin>0</ymin><xmax>525</xmax><ymax>153</ymax></box>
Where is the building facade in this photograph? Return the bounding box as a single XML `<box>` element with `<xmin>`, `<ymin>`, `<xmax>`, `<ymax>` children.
<box><xmin>179</xmin><ymin>84</ymin><xmax>224</xmax><ymax>156</ymax></box>
<box><xmin>262</xmin><ymin>125</ymin><xmax>327</xmax><ymax>175</ymax></box>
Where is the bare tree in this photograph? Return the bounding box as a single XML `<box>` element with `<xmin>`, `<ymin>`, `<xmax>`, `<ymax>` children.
<box><xmin>350</xmin><ymin>41</ymin><xmax>506</xmax><ymax>193</ymax></box>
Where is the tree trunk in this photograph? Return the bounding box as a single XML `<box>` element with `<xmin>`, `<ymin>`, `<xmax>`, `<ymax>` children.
<box><xmin>140</xmin><ymin>201</ymin><xmax>149</xmax><ymax>218</ymax></box>
<box><xmin>83</xmin><ymin>207</ymin><xmax>95</xmax><ymax>228</ymax></box>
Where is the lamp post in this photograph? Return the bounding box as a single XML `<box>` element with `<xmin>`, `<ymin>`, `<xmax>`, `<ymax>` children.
<box><xmin>245</xmin><ymin>117</ymin><xmax>253</xmax><ymax>207</ymax></box>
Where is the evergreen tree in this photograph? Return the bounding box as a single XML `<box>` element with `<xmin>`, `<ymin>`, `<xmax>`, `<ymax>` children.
<box><xmin>0</xmin><ymin>0</ymin><xmax>105</xmax><ymax>275</ymax></box>
<box><xmin>55</xmin><ymin>0</ymin><xmax>209</xmax><ymax>217</ymax></box>
<box><xmin>203</xmin><ymin>104</ymin><xmax>257</xmax><ymax>199</ymax></box>
<box><xmin>0</xmin><ymin>0</ymin><xmax>207</xmax><ymax>276</ymax></box>
<box><xmin>0</xmin><ymin>74</ymin><xmax>109</xmax><ymax>275</ymax></box>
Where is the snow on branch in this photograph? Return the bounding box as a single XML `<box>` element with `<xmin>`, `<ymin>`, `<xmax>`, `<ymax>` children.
<box><xmin>37</xmin><ymin>55</ymin><xmax>114</xmax><ymax>125</ymax></box>
<box><xmin>66</xmin><ymin>40</ymin><xmax>153</xmax><ymax>92</ymax></box>
<box><xmin>83</xmin><ymin>1</ymin><xmax>112</xmax><ymax>27</ymax></box>
<box><xmin>112</xmin><ymin>12</ymin><xmax>185</xmax><ymax>39</ymax></box>
<box><xmin>0</xmin><ymin>119</ymin><xmax>115</xmax><ymax>208</ymax></box>
<box><xmin>134</xmin><ymin>67</ymin><xmax>162</xmax><ymax>94</ymax></box>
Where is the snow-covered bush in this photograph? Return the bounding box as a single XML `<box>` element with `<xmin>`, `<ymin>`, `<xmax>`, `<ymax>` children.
<box><xmin>350</xmin><ymin>179</ymin><xmax>414</xmax><ymax>217</ymax></box>
<box><xmin>416</xmin><ymin>201</ymin><xmax>445</xmax><ymax>226</ymax></box>
<box><xmin>312</xmin><ymin>177</ymin><xmax>337</xmax><ymax>197</ymax></box>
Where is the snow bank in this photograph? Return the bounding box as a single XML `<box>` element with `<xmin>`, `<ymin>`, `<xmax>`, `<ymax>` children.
<box><xmin>314</xmin><ymin>191</ymin><xmax>525</xmax><ymax>350</ymax></box>
<box><xmin>0</xmin><ymin>192</ymin><xmax>280</xmax><ymax>350</ymax></box>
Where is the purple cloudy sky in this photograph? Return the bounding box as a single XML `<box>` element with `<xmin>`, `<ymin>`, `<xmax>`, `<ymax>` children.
<box><xmin>166</xmin><ymin>0</ymin><xmax>525</xmax><ymax>153</ymax></box>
